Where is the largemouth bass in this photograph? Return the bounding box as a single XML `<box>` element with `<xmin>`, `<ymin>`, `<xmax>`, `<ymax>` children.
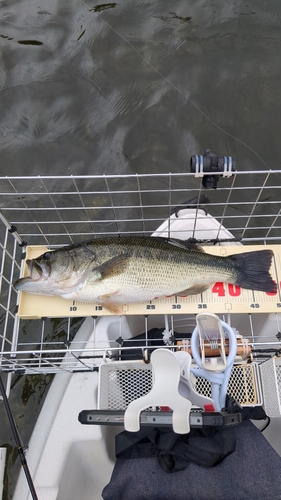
<box><xmin>14</xmin><ymin>236</ymin><xmax>276</xmax><ymax>314</ymax></box>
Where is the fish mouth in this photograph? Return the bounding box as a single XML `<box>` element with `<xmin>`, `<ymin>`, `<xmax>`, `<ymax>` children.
<box><xmin>14</xmin><ymin>259</ymin><xmax>51</xmax><ymax>291</ymax></box>
<box><xmin>26</xmin><ymin>259</ymin><xmax>51</xmax><ymax>280</ymax></box>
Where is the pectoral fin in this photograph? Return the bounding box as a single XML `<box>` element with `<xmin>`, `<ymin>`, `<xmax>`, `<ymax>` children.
<box><xmin>92</xmin><ymin>254</ymin><xmax>129</xmax><ymax>280</ymax></box>
<box><xmin>175</xmin><ymin>284</ymin><xmax>209</xmax><ymax>296</ymax></box>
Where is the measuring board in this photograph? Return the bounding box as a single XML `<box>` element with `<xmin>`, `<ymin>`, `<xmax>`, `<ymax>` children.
<box><xmin>17</xmin><ymin>245</ymin><xmax>281</xmax><ymax>319</ymax></box>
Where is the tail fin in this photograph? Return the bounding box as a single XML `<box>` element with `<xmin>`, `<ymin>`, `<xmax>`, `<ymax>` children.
<box><xmin>230</xmin><ymin>249</ymin><xmax>277</xmax><ymax>293</ymax></box>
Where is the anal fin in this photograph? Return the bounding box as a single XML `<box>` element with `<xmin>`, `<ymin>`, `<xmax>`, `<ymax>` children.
<box><xmin>175</xmin><ymin>284</ymin><xmax>209</xmax><ymax>296</ymax></box>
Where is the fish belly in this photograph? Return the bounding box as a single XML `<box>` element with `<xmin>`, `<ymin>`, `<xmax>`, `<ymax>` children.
<box><xmin>71</xmin><ymin>257</ymin><xmax>232</xmax><ymax>304</ymax></box>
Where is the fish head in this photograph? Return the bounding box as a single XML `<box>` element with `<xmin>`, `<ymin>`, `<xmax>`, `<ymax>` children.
<box><xmin>14</xmin><ymin>248</ymin><xmax>86</xmax><ymax>295</ymax></box>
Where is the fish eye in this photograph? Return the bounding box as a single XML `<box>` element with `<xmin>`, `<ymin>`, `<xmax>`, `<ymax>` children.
<box><xmin>43</xmin><ymin>252</ymin><xmax>51</xmax><ymax>260</ymax></box>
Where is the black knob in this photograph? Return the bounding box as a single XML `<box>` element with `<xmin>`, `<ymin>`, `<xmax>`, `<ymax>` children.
<box><xmin>190</xmin><ymin>149</ymin><xmax>236</xmax><ymax>189</ymax></box>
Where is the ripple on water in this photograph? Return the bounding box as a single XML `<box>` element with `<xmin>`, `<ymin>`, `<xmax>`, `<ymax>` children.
<box><xmin>0</xmin><ymin>64</ymin><xmax>8</xmax><ymax>90</ymax></box>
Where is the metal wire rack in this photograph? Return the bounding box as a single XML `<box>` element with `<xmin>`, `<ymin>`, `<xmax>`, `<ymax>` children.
<box><xmin>1</xmin><ymin>170</ymin><xmax>281</xmax><ymax>244</ymax></box>
<box><xmin>1</xmin><ymin>170</ymin><xmax>281</xmax><ymax>397</ymax></box>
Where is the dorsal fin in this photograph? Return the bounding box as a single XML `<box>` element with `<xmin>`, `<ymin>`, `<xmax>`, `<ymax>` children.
<box><xmin>167</xmin><ymin>238</ymin><xmax>205</xmax><ymax>252</ymax></box>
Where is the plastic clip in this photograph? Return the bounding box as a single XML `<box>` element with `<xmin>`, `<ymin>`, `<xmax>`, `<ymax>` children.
<box><xmin>191</xmin><ymin>313</ymin><xmax>237</xmax><ymax>411</ymax></box>
<box><xmin>196</xmin><ymin>312</ymin><xmax>227</xmax><ymax>371</ymax></box>
<box><xmin>124</xmin><ymin>349</ymin><xmax>192</xmax><ymax>434</ymax></box>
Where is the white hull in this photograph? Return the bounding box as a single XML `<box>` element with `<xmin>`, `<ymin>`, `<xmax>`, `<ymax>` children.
<box><xmin>13</xmin><ymin>314</ymin><xmax>281</xmax><ymax>500</ymax></box>
<box><xmin>12</xmin><ymin>208</ymin><xmax>281</xmax><ymax>500</ymax></box>
<box><xmin>12</xmin><ymin>315</ymin><xmax>170</xmax><ymax>500</ymax></box>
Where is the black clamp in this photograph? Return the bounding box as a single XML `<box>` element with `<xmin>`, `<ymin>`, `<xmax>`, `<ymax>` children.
<box><xmin>190</xmin><ymin>149</ymin><xmax>236</xmax><ymax>189</ymax></box>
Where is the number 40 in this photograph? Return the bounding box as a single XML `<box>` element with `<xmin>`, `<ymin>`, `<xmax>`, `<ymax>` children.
<box><xmin>212</xmin><ymin>281</ymin><xmax>278</xmax><ymax>297</ymax></box>
<box><xmin>212</xmin><ymin>283</ymin><xmax>241</xmax><ymax>297</ymax></box>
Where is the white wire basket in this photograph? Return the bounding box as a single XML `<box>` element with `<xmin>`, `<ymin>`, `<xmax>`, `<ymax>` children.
<box><xmin>259</xmin><ymin>357</ymin><xmax>281</xmax><ymax>416</ymax></box>
<box><xmin>98</xmin><ymin>360</ymin><xmax>263</xmax><ymax>410</ymax></box>
<box><xmin>1</xmin><ymin>170</ymin><xmax>281</xmax><ymax>401</ymax></box>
